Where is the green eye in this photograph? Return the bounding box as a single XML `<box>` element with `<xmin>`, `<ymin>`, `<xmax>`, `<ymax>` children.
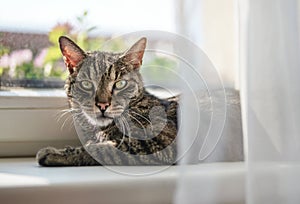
<box><xmin>115</xmin><ymin>80</ymin><xmax>127</xmax><ymax>89</ymax></box>
<box><xmin>80</xmin><ymin>80</ymin><xmax>93</xmax><ymax>89</ymax></box>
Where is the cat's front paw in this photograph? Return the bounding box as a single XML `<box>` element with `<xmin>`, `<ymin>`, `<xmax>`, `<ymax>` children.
<box><xmin>36</xmin><ymin>147</ymin><xmax>62</xmax><ymax>166</ymax></box>
<box><xmin>84</xmin><ymin>141</ymin><xmax>117</xmax><ymax>156</ymax></box>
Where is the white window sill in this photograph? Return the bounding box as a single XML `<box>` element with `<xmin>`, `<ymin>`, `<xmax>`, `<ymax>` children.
<box><xmin>0</xmin><ymin>89</ymin><xmax>79</xmax><ymax>157</ymax></box>
<box><xmin>0</xmin><ymin>158</ymin><xmax>245</xmax><ymax>204</ymax></box>
<box><xmin>0</xmin><ymin>88</ymin><xmax>66</xmax><ymax>98</ymax></box>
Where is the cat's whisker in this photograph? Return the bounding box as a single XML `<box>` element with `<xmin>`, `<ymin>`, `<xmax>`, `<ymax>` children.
<box><xmin>121</xmin><ymin>115</ymin><xmax>132</xmax><ymax>145</ymax></box>
<box><xmin>55</xmin><ymin>108</ymin><xmax>81</xmax><ymax>123</ymax></box>
<box><xmin>54</xmin><ymin>104</ymin><xmax>70</xmax><ymax>109</ymax></box>
<box><xmin>58</xmin><ymin>109</ymin><xmax>83</xmax><ymax>130</ymax></box>
<box><xmin>67</xmin><ymin>117</ymin><xmax>75</xmax><ymax>131</ymax></box>
<box><xmin>54</xmin><ymin>109</ymin><xmax>70</xmax><ymax>118</ymax></box>
<box><xmin>60</xmin><ymin>108</ymin><xmax>71</xmax><ymax>112</ymax></box>
<box><xmin>60</xmin><ymin>114</ymin><xmax>73</xmax><ymax>130</ymax></box>
<box><xmin>65</xmin><ymin>112</ymin><xmax>79</xmax><ymax>131</ymax></box>
<box><xmin>67</xmin><ymin>116</ymin><xmax>75</xmax><ymax>131</ymax></box>
<box><xmin>55</xmin><ymin>110</ymin><xmax>72</xmax><ymax>123</ymax></box>
<box><xmin>115</xmin><ymin>117</ymin><xmax>126</xmax><ymax>149</ymax></box>
<box><xmin>130</xmin><ymin>110</ymin><xmax>153</xmax><ymax>131</ymax></box>
<box><xmin>57</xmin><ymin>108</ymin><xmax>80</xmax><ymax>114</ymax></box>
<box><xmin>70</xmin><ymin>112</ymin><xmax>84</xmax><ymax>121</ymax></box>
<box><xmin>55</xmin><ymin>112</ymin><xmax>69</xmax><ymax>123</ymax></box>
<box><xmin>126</xmin><ymin>112</ymin><xmax>148</xmax><ymax>138</ymax></box>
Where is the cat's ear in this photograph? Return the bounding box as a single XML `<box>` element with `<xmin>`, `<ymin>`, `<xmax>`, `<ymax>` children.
<box><xmin>122</xmin><ymin>37</ymin><xmax>147</xmax><ymax>69</ymax></box>
<box><xmin>59</xmin><ymin>36</ymin><xmax>86</xmax><ymax>74</ymax></box>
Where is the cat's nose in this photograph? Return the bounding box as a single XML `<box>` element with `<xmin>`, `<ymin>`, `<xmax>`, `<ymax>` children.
<box><xmin>96</xmin><ymin>102</ymin><xmax>110</xmax><ymax>113</ymax></box>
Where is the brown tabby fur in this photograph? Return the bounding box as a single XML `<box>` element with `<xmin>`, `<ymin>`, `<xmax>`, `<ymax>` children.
<box><xmin>36</xmin><ymin>36</ymin><xmax>178</xmax><ymax>166</ymax></box>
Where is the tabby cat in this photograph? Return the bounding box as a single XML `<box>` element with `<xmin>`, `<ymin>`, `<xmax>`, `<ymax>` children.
<box><xmin>36</xmin><ymin>36</ymin><xmax>178</xmax><ymax>166</ymax></box>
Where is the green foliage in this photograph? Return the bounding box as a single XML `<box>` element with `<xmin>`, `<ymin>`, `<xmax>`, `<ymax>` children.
<box><xmin>0</xmin><ymin>33</ymin><xmax>10</xmax><ymax>57</ymax></box>
<box><xmin>43</xmin><ymin>10</ymin><xmax>107</xmax><ymax>79</ymax></box>
<box><xmin>15</xmin><ymin>62</ymin><xmax>44</xmax><ymax>79</ymax></box>
<box><xmin>142</xmin><ymin>57</ymin><xmax>177</xmax><ymax>82</ymax></box>
<box><xmin>44</xmin><ymin>47</ymin><xmax>62</xmax><ymax>65</ymax></box>
<box><xmin>49</xmin><ymin>23</ymin><xmax>72</xmax><ymax>45</ymax></box>
<box><xmin>102</xmin><ymin>38</ymin><xmax>127</xmax><ymax>52</ymax></box>
<box><xmin>50</xmin><ymin>66</ymin><xmax>67</xmax><ymax>79</ymax></box>
<box><xmin>0</xmin><ymin>45</ymin><xmax>9</xmax><ymax>57</ymax></box>
<box><xmin>0</xmin><ymin>10</ymin><xmax>176</xmax><ymax>86</ymax></box>
<box><xmin>0</xmin><ymin>44</ymin><xmax>10</xmax><ymax>77</ymax></box>
<box><xmin>44</xmin><ymin>22</ymin><xmax>73</xmax><ymax>66</ymax></box>
<box><xmin>0</xmin><ymin>67</ymin><xmax>9</xmax><ymax>77</ymax></box>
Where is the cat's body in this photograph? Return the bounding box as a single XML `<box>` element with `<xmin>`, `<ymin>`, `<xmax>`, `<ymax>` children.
<box><xmin>37</xmin><ymin>90</ymin><xmax>178</xmax><ymax>166</ymax></box>
<box><xmin>37</xmin><ymin>37</ymin><xmax>178</xmax><ymax>166</ymax></box>
<box><xmin>36</xmin><ymin>36</ymin><xmax>243</xmax><ymax>166</ymax></box>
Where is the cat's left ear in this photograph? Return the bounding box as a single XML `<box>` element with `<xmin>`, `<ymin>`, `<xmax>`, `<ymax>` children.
<box><xmin>122</xmin><ymin>37</ymin><xmax>147</xmax><ymax>69</ymax></box>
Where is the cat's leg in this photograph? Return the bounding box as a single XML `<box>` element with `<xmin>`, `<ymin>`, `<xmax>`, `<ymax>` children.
<box><xmin>85</xmin><ymin>142</ymin><xmax>141</xmax><ymax>165</ymax></box>
<box><xmin>37</xmin><ymin>142</ymin><xmax>177</xmax><ymax>166</ymax></box>
<box><xmin>85</xmin><ymin>142</ymin><xmax>176</xmax><ymax>166</ymax></box>
<box><xmin>36</xmin><ymin>146</ymin><xmax>99</xmax><ymax>166</ymax></box>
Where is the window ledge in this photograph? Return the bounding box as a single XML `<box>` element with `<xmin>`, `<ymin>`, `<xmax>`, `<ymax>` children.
<box><xmin>0</xmin><ymin>88</ymin><xmax>66</xmax><ymax>98</ymax></box>
<box><xmin>0</xmin><ymin>158</ymin><xmax>245</xmax><ymax>204</ymax></box>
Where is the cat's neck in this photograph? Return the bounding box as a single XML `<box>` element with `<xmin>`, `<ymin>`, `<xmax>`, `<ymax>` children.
<box><xmin>99</xmin><ymin>89</ymin><xmax>162</xmax><ymax>131</ymax></box>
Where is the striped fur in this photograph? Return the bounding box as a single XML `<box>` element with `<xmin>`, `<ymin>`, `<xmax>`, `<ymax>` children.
<box><xmin>36</xmin><ymin>37</ymin><xmax>178</xmax><ymax>166</ymax></box>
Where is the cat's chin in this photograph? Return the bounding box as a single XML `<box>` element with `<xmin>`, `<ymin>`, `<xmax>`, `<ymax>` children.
<box><xmin>96</xmin><ymin>117</ymin><xmax>114</xmax><ymax>127</ymax></box>
<box><xmin>82</xmin><ymin>110</ymin><xmax>114</xmax><ymax>128</ymax></box>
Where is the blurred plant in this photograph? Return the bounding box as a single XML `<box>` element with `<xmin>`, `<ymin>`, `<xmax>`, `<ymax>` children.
<box><xmin>0</xmin><ymin>33</ymin><xmax>9</xmax><ymax>57</ymax></box>
<box><xmin>0</xmin><ymin>10</ymin><xmax>111</xmax><ymax>82</ymax></box>
<box><xmin>44</xmin><ymin>22</ymin><xmax>73</xmax><ymax>68</ymax></box>
<box><xmin>0</xmin><ymin>35</ymin><xmax>10</xmax><ymax>76</ymax></box>
<box><xmin>142</xmin><ymin>56</ymin><xmax>177</xmax><ymax>82</ymax></box>
<box><xmin>0</xmin><ymin>49</ymin><xmax>34</xmax><ymax>79</ymax></box>
<box><xmin>15</xmin><ymin>62</ymin><xmax>44</xmax><ymax>79</ymax></box>
<box><xmin>44</xmin><ymin>10</ymin><xmax>107</xmax><ymax>80</ymax></box>
<box><xmin>0</xmin><ymin>45</ymin><xmax>9</xmax><ymax>57</ymax></box>
<box><xmin>43</xmin><ymin>22</ymin><xmax>73</xmax><ymax>79</ymax></box>
<box><xmin>0</xmin><ymin>10</ymin><xmax>176</xmax><ymax>88</ymax></box>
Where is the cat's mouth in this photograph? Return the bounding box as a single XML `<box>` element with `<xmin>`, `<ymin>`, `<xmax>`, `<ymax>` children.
<box><xmin>82</xmin><ymin>107</ymin><xmax>124</xmax><ymax>127</ymax></box>
<box><xmin>96</xmin><ymin>113</ymin><xmax>113</xmax><ymax>120</ymax></box>
<box><xmin>97</xmin><ymin>108</ymin><xmax>124</xmax><ymax>119</ymax></box>
<box><xmin>81</xmin><ymin>109</ymin><xmax>114</xmax><ymax>127</ymax></box>
<box><xmin>93</xmin><ymin>113</ymin><xmax>114</xmax><ymax>127</ymax></box>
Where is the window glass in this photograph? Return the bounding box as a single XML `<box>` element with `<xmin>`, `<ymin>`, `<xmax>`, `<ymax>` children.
<box><xmin>0</xmin><ymin>0</ymin><xmax>175</xmax><ymax>90</ymax></box>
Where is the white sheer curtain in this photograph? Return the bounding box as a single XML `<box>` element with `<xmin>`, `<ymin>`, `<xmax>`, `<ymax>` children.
<box><xmin>175</xmin><ymin>0</ymin><xmax>300</xmax><ymax>203</ymax></box>
<box><xmin>241</xmin><ymin>0</ymin><xmax>300</xmax><ymax>203</ymax></box>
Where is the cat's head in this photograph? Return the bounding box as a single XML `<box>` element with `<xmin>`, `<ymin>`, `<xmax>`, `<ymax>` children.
<box><xmin>59</xmin><ymin>36</ymin><xmax>147</xmax><ymax>127</ymax></box>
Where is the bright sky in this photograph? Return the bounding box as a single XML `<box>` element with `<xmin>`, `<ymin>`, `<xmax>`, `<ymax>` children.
<box><xmin>0</xmin><ymin>0</ymin><xmax>175</xmax><ymax>34</ymax></box>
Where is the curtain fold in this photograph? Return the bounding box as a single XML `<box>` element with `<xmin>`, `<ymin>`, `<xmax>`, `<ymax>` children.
<box><xmin>175</xmin><ymin>0</ymin><xmax>300</xmax><ymax>203</ymax></box>
<box><xmin>241</xmin><ymin>0</ymin><xmax>300</xmax><ymax>203</ymax></box>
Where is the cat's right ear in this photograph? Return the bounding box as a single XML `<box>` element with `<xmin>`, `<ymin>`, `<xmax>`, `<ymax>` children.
<box><xmin>59</xmin><ymin>36</ymin><xmax>86</xmax><ymax>74</ymax></box>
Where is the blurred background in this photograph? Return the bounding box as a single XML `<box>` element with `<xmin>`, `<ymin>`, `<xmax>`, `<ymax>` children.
<box><xmin>0</xmin><ymin>0</ymin><xmax>237</xmax><ymax>90</ymax></box>
<box><xmin>0</xmin><ymin>0</ymin><xmax>176</xmax><ymax>89</ymax></box>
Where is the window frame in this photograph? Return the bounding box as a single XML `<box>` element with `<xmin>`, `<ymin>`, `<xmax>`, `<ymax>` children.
<box><xmin>0</xmin><ymin>89</ymin><xmax>80</xmax><ymax>157</ymax></box>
